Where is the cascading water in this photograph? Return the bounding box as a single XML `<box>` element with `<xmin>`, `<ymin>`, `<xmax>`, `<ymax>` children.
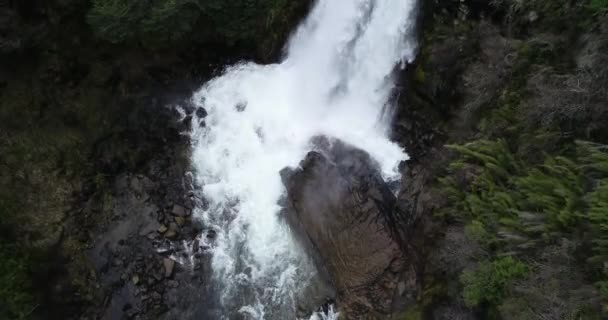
<box><xmin>189</xmin><ymin>0</ymin><xmax>418</xmax><ymax>318</ymax></box>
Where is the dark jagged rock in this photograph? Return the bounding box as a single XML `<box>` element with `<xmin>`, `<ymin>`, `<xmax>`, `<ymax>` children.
<box><xmin>281</xmin><ymin>137</ymin><xmax>416</xmax><ymax>318</ymax></box>
<box><xmin>195</xmin><ymin>107</ymin><xmax>208</xmax><ymax>118</ymax></box>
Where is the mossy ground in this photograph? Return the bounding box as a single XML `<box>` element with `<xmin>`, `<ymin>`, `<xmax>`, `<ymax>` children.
<box><xmin>405</xmin><ymin>0</ymin><xmax>608</xmax><ymax>318</ymax></box>
<box><xmin>0</xmin><ymin>0</ymin><xmax>309</xmax><ymax>317</ymax></box>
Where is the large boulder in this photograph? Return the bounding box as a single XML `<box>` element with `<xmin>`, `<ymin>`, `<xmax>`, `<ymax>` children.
<box><xmin>281</xmin><ymin>137</ymin><xmax>415</xmax><ymax>318</ymax></box>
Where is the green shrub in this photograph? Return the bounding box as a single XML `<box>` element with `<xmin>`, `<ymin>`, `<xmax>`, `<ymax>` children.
<box><xmin>0</xmin><ymin>243</ymin><xmax>34</xmax><ymax>319</ymax></box>
<box><xmin>514</xmin><ymin>156</ymin><xmax>585</xmax><ymax>231</ymax></box>
<box><xmin>441</xmin><ymin>139</ymin><xmax>608</xmax><ymax>311</ymax></box>
<box><xmin>87</xmin><ymin>0</ymin><xmax>301</xmax><ymax>47</ymax></box>
<box><xmin>461</xmin><ymin>257</ymin><xmax>528</xmax><ymax>307</ymax></box>
<box><xmin>0</xmin><ymin>198</ymin><xmax>34</xmax><ymax>319</ymax></box>
<box><xmin>87</xmin><ymin>0</ymin><xmax>201</xmax><ymax>44</ymax></box>
<box><xmin>588</xmin><ymin>0</ymin><xmax>608</xmax><ymax>14</ymax></box>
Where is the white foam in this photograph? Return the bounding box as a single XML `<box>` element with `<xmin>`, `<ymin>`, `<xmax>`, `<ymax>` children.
<box><xmin>190</xmin><ymin>0</ymin><xmax>418</xmax><ymax>318</ymax></box>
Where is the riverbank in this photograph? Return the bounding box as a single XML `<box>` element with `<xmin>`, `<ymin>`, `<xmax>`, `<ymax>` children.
<box><xmin>0</xmin><ymin>1</ymin><xmax>310</xmax><ymax>318</ymax></box>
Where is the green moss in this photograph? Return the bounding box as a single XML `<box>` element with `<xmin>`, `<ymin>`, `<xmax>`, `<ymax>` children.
<box><xmin>398</xmin><ymin>306</ymin><xmax>423</xmax><ymax>320</ymax></box>
<box><xmin>588</xmin><ymin>0</ymin><xmax>608</xmax><ymax>13</ymax></box>
<box><xmin>439</xmin><ymin>139</ymin><xmax>608</xmax><ymax>312</ymax></box>
<box><xmin>87</xmin><ymin>0</ymin><xmax>306</xmax><ymax>50</ymax></box>
<box><xmin>465</xmin><ymin>220</ymin><xmax>493</xmax><ymax>245</ymax></box>
<box><xmin>0</xmin><ymin>198</ymin><xmax>36</xmax><ymax>319</ymax></box>
<box><xmin>414</xmin><ymin>65</ymin><xmax>426</xmax><ymax>84</ymax></box>
<box><xmin>461</xmin><ymin>257</ymin><xmax>528</xmax><ymax>307</ymax></box>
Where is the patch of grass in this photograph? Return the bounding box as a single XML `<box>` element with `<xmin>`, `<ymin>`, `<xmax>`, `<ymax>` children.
<box><xmin>461</xmin><ymin>257</ymin><xmax>528</xmax><ymax>307</ymax></box>
<box><xmin>439</xmin><ymin>138</ymin><xmax>608</xmax><ymax>313</ymax></box>
<box><xmin>87</xmin><ymin>0</ymin><xmax>307</xmax><ymax>50</ymax></box>
<box><xmin>0</xmin><ymin>198</ymin><xmax>36</xmax><ymax>319</ymax></box>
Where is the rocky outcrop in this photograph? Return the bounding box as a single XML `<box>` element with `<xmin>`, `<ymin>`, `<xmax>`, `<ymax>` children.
<box><xmin>281</xmin><ymin>137</ymin><xmax>417</xmax><ymax>318</ymax></box>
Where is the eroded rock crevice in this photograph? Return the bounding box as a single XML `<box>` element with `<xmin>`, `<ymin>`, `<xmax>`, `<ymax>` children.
<box><xmin>280</xmin><ymin>137</ymin><xmax>418</xmax><ymax>318</ymax></box>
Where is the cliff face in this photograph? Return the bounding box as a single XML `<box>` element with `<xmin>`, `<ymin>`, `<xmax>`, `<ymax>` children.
<box><xmin>394</xmin><ymin>0</ymin><xmax>608</xmax><ymax>319</ymax></box>
<box><xmin>3</xmin><ymin>0</ymin><xmax>607</xmax><ymax>319</ymax></box>
<box><xmin>280</xmin><ymin>137</ymin><xmax>415</xmax><ymax>319</ymax></box>
<box><xmin>0</xmin><ymin>1</ymin><xmax>311</xmax><ymax>318</ymax></box>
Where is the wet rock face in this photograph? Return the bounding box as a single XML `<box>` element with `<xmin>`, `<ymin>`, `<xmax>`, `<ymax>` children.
<box><xmin>281</xmin><ymin>137</ymin><xmax>412</xmax><ymax>317</ymax></box>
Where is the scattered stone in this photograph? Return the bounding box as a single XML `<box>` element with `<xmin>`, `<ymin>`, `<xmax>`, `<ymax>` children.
<box><xmin>147</xmin><ymin>232</ymin><xmax>159</xmax><ymax>240</ymax></box>
<box><xmin>125</xmin><ymin>308</ymin><xmax>139</xmax><ymax>319</ymax></box>
<box><xmin>235</xmin><ymin>102</ymin><xmax>247</xmax><ymax>112</ymax></box>
<box><xmin>152</xmin><ymin>270</ymin><xmax>163</xmax><ymax>282</ymax></box>
<box><xmin>195</xmin><ymin>107</ymin><xmax>208</xmax><ymax>118</ymax></box>
<box><xmin>152</xmin><ymin>292</ymin><xmax>162</xmax><ymax>302</ymax></box>
<box><xmin>207</xmin><ymin>229</ymin><xmax>217</xmax><ymax>239</ymax></box>
<box><xmin>132</xmin><ymin>275</ymin><xmax>140</xmax><ymax>285</ymax></box>
<box><xmin>193</xmin><ymin>239</ymin><xmax>200</xmax><ymax>253</ymax></box>
<box><xmin>244</xmin><ymin>266</ymin><xmax>253</xmax><ymax>278</ymax></box>
<box><xmin>164</xmin><ymin>223</ymin><xmax>179</xmax><ymax>239</ymax></box>
<box><xmin>174</xmin><ymin>216</ymin><xmax>186</xmax><ymax>227</ymax></box>
<box><xmin>163</xmin><ymin>258</ymin><xmax>175</xmax><ymax>278</ymax></box>
<box><xmin>183</xmin><ymin>197</ymin><xmax>195</xmax><ymax>209</ymax></box>
<box><xmin>398</xmin><ymin>282</ymin><xmax>406</xmax><ymax>295</ymax></box>
<box><xmin>112</xmin><ymin>259</ymin><xmax>123</xmax><ymax>267</ymax></box>
<box><xmin>158</xmin><ymin>224</ymin><xmax>168</xmax><ymax>234</ymax></box>
<box><xmin>156</xmin><ymin>247</ymin><xmax>173</xmax><ymax>255</ymax></box>
<box><xmin>171</xmin><ymin>204</ymin><xmax>189</xmax><ymax>217</ymax></box>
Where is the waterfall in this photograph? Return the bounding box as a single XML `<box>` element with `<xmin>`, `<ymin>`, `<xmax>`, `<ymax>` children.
<box><xmin>189</xmin><ymin>0</ymin><xmax>418</xmax><ymax>318</ymax></box>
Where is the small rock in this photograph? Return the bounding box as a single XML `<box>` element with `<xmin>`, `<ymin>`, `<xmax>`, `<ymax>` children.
<box><xmin>152</xmin><ymin>270</ymin><xmax>163</xmax><ymax>282</ymax></box>
<box><xmin>235</xmin><ymin>102</ymin><xmax>247</xmax><ymax>112</ymax></box>
<box><xmin>174</xmin><ymin>216</ymin><xmax>186</xmax><ymax>227</ymax></box>
<box><xmin>165</xmin><ymin>223</ymin><xmax>179</xmax><ymax>239</ymax></box>
<box><xmin>171</xmin><ymin>204</ymin><xmax>189</xmax><ymax>217</ymax></box>
<box><xmin>152</xmin><ymin>292</ymin><xmax>162</xmax><ymax>302</ymax></box>
<box><xmin>528</xmin><ymin>11</ymin><xmax>539</xmax><ymax>22</ymax></box>
<box><xmin>156</xmin><ymin>247</ymin><xmax>173</xmax><ymax>255</ymax></box>
<box><xmin>244</xmin><ymin>267</ymin><xmax>253</xmax><ymax>278</ymax></box>
<box><xmin>195</xmin><ymin>107</ymin><xmax>208</xmax><ymax>118</ymax></box>
<box><xmin>163</xmin><ymin>258</ymin><xmax>175</xmax><ymax>278</ymax></box>
<box><xmin>125</xmin><ymin>308</ymin><xmax>139</xmax><ymax>319</ymax></box>
<box><xmin>158</xmin><ymin>225</ymin><xmax>168</xmax><ymax>234</ymax></box>
<box><xmin>207</xmin><ymin>229</ymin><xmax>217</xmax><ymax>239</ymax></box>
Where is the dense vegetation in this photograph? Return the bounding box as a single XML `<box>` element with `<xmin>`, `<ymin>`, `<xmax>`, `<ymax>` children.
<box><xmin>87</xmin><ymin>0</ymin><xmax>306</xmax><ymax>55</ymax></box>
<box><xmin>0</xmin><ymin>198</ymin><xmax>35</xmax><ymax>319</ymax></box>
<box><xmin>439</xmin><ymin>139</ymin><xmax>608</xmax><ymax>317</ymax></box>
<box><xmin>0</xmin><ymin>0</ymin><xmax>308</xmax><ymax>318</ymax></box>
<box><xmin>404</xmin><ymin>0</ymin><xmax>608</xmax><ymax>319</ymax></box>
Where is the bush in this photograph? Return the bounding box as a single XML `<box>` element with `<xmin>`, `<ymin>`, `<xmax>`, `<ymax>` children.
<box><xmin>87</xmin><ymin>0</ymin><xmax>202</xmax><ymax>44</ymax></box>
<box><xmin>461</xmin><ymin>257</ymin><xmax>528</xmax><ymax>307</ymax></box>
<box><xmin>87</xmin><ymin>0</ymin><xmax>302</xmax><ymax>48</ymax></box>
<box><xmin>0</xmin><ymin>243</ymin><xmax>34</xmax><ymax>319</ymax></box>
<box><xmin>0</xmin><ymin>198</ymin><xmax>35</xmax><ymax>319</ymax></box>
<box><xmin>441</xmin><ymin>139</ymin><xmax>608</xmax><ymax>313</ymax></box>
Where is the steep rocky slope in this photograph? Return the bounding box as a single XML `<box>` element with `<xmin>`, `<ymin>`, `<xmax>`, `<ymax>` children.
<box><xmin>2</xmin><ymin>0</ymin><xmax>608</xmax><ymax>319</ymax></box>
<box><xmin>0</xmin><ymin>1</ymin><xmax>310</xmax><ymax>318</ymax></box>
<box><xmin>394</xmin><ymin>0</ymin><xmax>608</xmax><ymax>319</ymax></box>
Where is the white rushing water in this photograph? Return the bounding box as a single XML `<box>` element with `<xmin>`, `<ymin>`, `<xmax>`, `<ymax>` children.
<box><xmin>189</xmin><ymin>0</ymin><xmax>418</xmax><ymax>318</ymax></box>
